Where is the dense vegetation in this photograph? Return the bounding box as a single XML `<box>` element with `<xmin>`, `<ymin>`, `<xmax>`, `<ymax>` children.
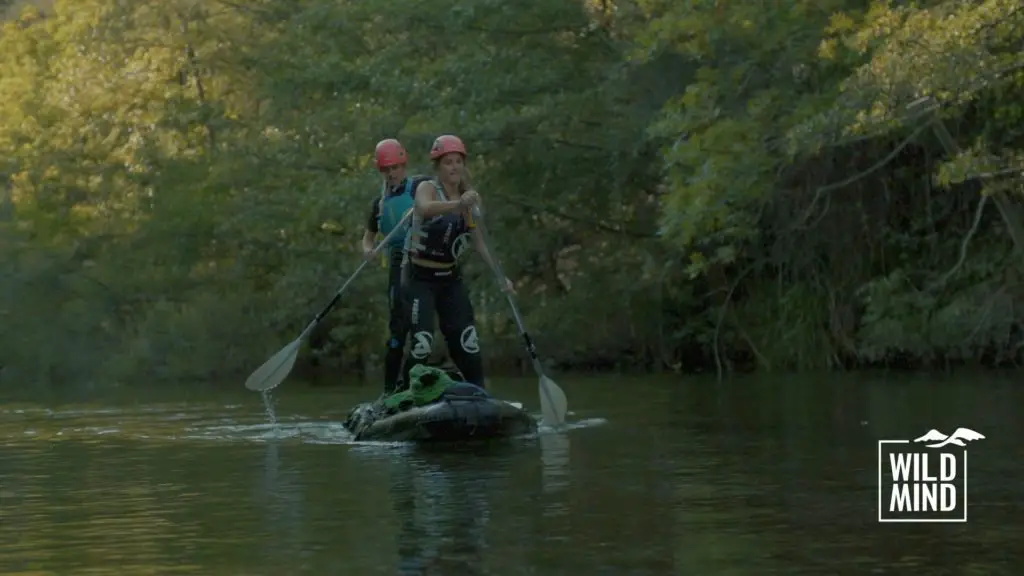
<box><xmin>1</xmin><ymin>0</ymin><xmax>1022</xmax><ymax>387</ymax></box>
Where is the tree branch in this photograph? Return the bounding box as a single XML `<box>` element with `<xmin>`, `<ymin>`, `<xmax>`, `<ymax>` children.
<box><xmin>502</xmin><ymin>196</ymin><xmax>656</xmax><ymax>238</ymax></box>
<box><xmin>795</xmin><ymin>123</ymin><xmax>930</xmax><ymax>230</ymax></box>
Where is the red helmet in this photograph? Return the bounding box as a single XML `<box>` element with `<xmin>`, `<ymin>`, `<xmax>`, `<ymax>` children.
<box><xmin>429</xmin><ymin>135</ymin><xmax>467</xmax><ymax>160</ymax></box>
<box><xmin>374</xmin><ymin>139</ymin><xmax>407</xmax><ymax>169</ymax></box>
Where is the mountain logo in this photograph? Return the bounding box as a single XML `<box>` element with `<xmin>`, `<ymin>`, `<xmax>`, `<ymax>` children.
<box><xmin>912</xmin><ymin>428</ymin><xmax>985</xmax><ymax>449</ymax></box>
<box><xmin>878</xmin><ymin>428</ymin><xmax>984</xmax><ymax>523</ymax></box>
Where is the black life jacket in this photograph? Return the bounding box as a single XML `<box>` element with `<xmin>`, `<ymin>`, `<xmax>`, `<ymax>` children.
<box><xmin>407</xmin><ymin>180</ymin><xmax>474</xmax><ymax>266</ymax></box>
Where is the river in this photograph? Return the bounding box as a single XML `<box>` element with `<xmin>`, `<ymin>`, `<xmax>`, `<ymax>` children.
<box><xmin>1</xmin><ymin>372</ymin><xmax>1022</xmax><ymax>574</ymax></box>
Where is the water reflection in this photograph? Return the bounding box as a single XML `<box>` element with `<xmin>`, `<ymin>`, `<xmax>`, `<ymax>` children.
<box><xmin>539</xmin><ymin>432</ymin><xmax>570</xmax><ymax>520</ymax></box>
<box><xmin>255</xmin><ymin>440</ymin><xmax>307</xmax><ymax>563</ymax></box>
<box><xmin>390</xmin><ymin>444</ymin><xmax>503</xmax><ymax>576</ymax></box>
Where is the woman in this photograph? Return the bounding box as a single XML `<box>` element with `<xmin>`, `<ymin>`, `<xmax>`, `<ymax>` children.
<box><xmin>400</xmin><ymin>134</ymin><xmax>512</xmax><ymax>389</ymax></box>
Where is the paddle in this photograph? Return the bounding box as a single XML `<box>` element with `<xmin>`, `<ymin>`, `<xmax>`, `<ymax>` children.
<box><xmin>244</xmin><ymin>209</ymin><xmax>414</xmax><ymax>392</ymax></box>
<box><xmin>470</xmin><ymin>204</ymin><xmax>568</xmax><ymax>428</ymax></box>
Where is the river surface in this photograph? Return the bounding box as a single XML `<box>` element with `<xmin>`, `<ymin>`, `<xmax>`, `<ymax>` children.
<box><xmin>1</xmin><ymin>372</ymin><xmax>1022</xmax><ymax>575</ymax></box>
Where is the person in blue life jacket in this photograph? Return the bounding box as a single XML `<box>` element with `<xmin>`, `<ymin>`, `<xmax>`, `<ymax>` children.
<box><xmin>400</xmin><ymin>134</ymin><xmax>514</xmax><ymax>390</ymax></box>
<box><xmin>361</xmin><ymin>138</ymin><xmax>433</xmax><ymax>393</ymax></box>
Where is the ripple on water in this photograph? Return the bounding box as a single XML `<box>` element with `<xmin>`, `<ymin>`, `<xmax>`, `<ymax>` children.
<box><xmin>1</xmin><ymin>402</ymin><xmax>607</xmax><ymax>448</ymax></box>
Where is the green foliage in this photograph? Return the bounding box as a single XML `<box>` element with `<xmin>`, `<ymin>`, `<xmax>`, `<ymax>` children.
<box><xmin>638</xmin><ymin>0</ymin><xmax>1024</xmax><ymax>372</ymax></box>
<box><xmin>2</xmin><ymin>0</ymin><xmax>1024</xmax><ymax>388</ymax></box>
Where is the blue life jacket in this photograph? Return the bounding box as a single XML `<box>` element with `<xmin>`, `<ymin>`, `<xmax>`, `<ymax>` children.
<box><xmin>377</xmin><ymin>176</ymin><xmax>427</xmax><ymax>248</ymax></box>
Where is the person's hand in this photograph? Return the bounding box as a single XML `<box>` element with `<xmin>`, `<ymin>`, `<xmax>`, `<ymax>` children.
<box><xmin>460</xmin><ymin>190</ymin><xmax>479</xmax><ymax>208</ymax></box>
<box><xmin>362</xmin><ymin>246</ymin><xmax>376</xmax><ymax>262</ymax></box>
<box><xmin>502</xmin><ymin>277</ymin><xmax>516</xmax><ymax>294</ymax></box>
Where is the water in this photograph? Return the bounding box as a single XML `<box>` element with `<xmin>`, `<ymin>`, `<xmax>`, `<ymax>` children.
<box><xmin>261</xmin><ymin>389</ymin><xmax>278</xmax><ymax>426</ymax></box>
<box><xmin>1</xmin><ymin>372</ymin><xmax>1023</xmax><ymax>575</ymax></box>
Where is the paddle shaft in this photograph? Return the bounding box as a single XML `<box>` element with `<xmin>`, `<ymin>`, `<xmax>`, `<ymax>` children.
<box><xmin>471</xmin><ymin>207</ymin><xmax>546</xmax><ymax>370</ymax></box>
<box><xmin>297</xmin><ymin>260</ymin><xmax>369</xmax><ymax>341</ymax></box>
<box><xmin>467</xmin><ymin>203</ymin><xmax>565</xmax><ymax>426</ymax></box>
<box><xmin>298</xmin><ymin>209</ymin><xmax>413</xmax><ymax>342</ymax></box>
<box><xmin>486</xmin><ymin>252</ymin><xmax>540</xmax><ymax>362</ymax></box>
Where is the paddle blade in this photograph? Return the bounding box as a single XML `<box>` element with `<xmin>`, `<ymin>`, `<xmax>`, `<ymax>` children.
<box><xmin>538</xmin><ymin>374</ymin><xmax>568</xmax><ymax>427</ymax></box>
<box><xmin>245</xmin><ymin>338</ymin><xmax>302</xmax><ymax>392</ymax></box>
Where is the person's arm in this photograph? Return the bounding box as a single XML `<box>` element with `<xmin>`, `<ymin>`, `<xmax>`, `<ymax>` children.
<box><xmin>362</xmin><ymin>198</ymin><xmax>380</xmax><ymax>255</ymax></box>
<box><xmin>414</xmin><ymin>180</ymin><xmax>469</xmax><ymax>218</ymax></box>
